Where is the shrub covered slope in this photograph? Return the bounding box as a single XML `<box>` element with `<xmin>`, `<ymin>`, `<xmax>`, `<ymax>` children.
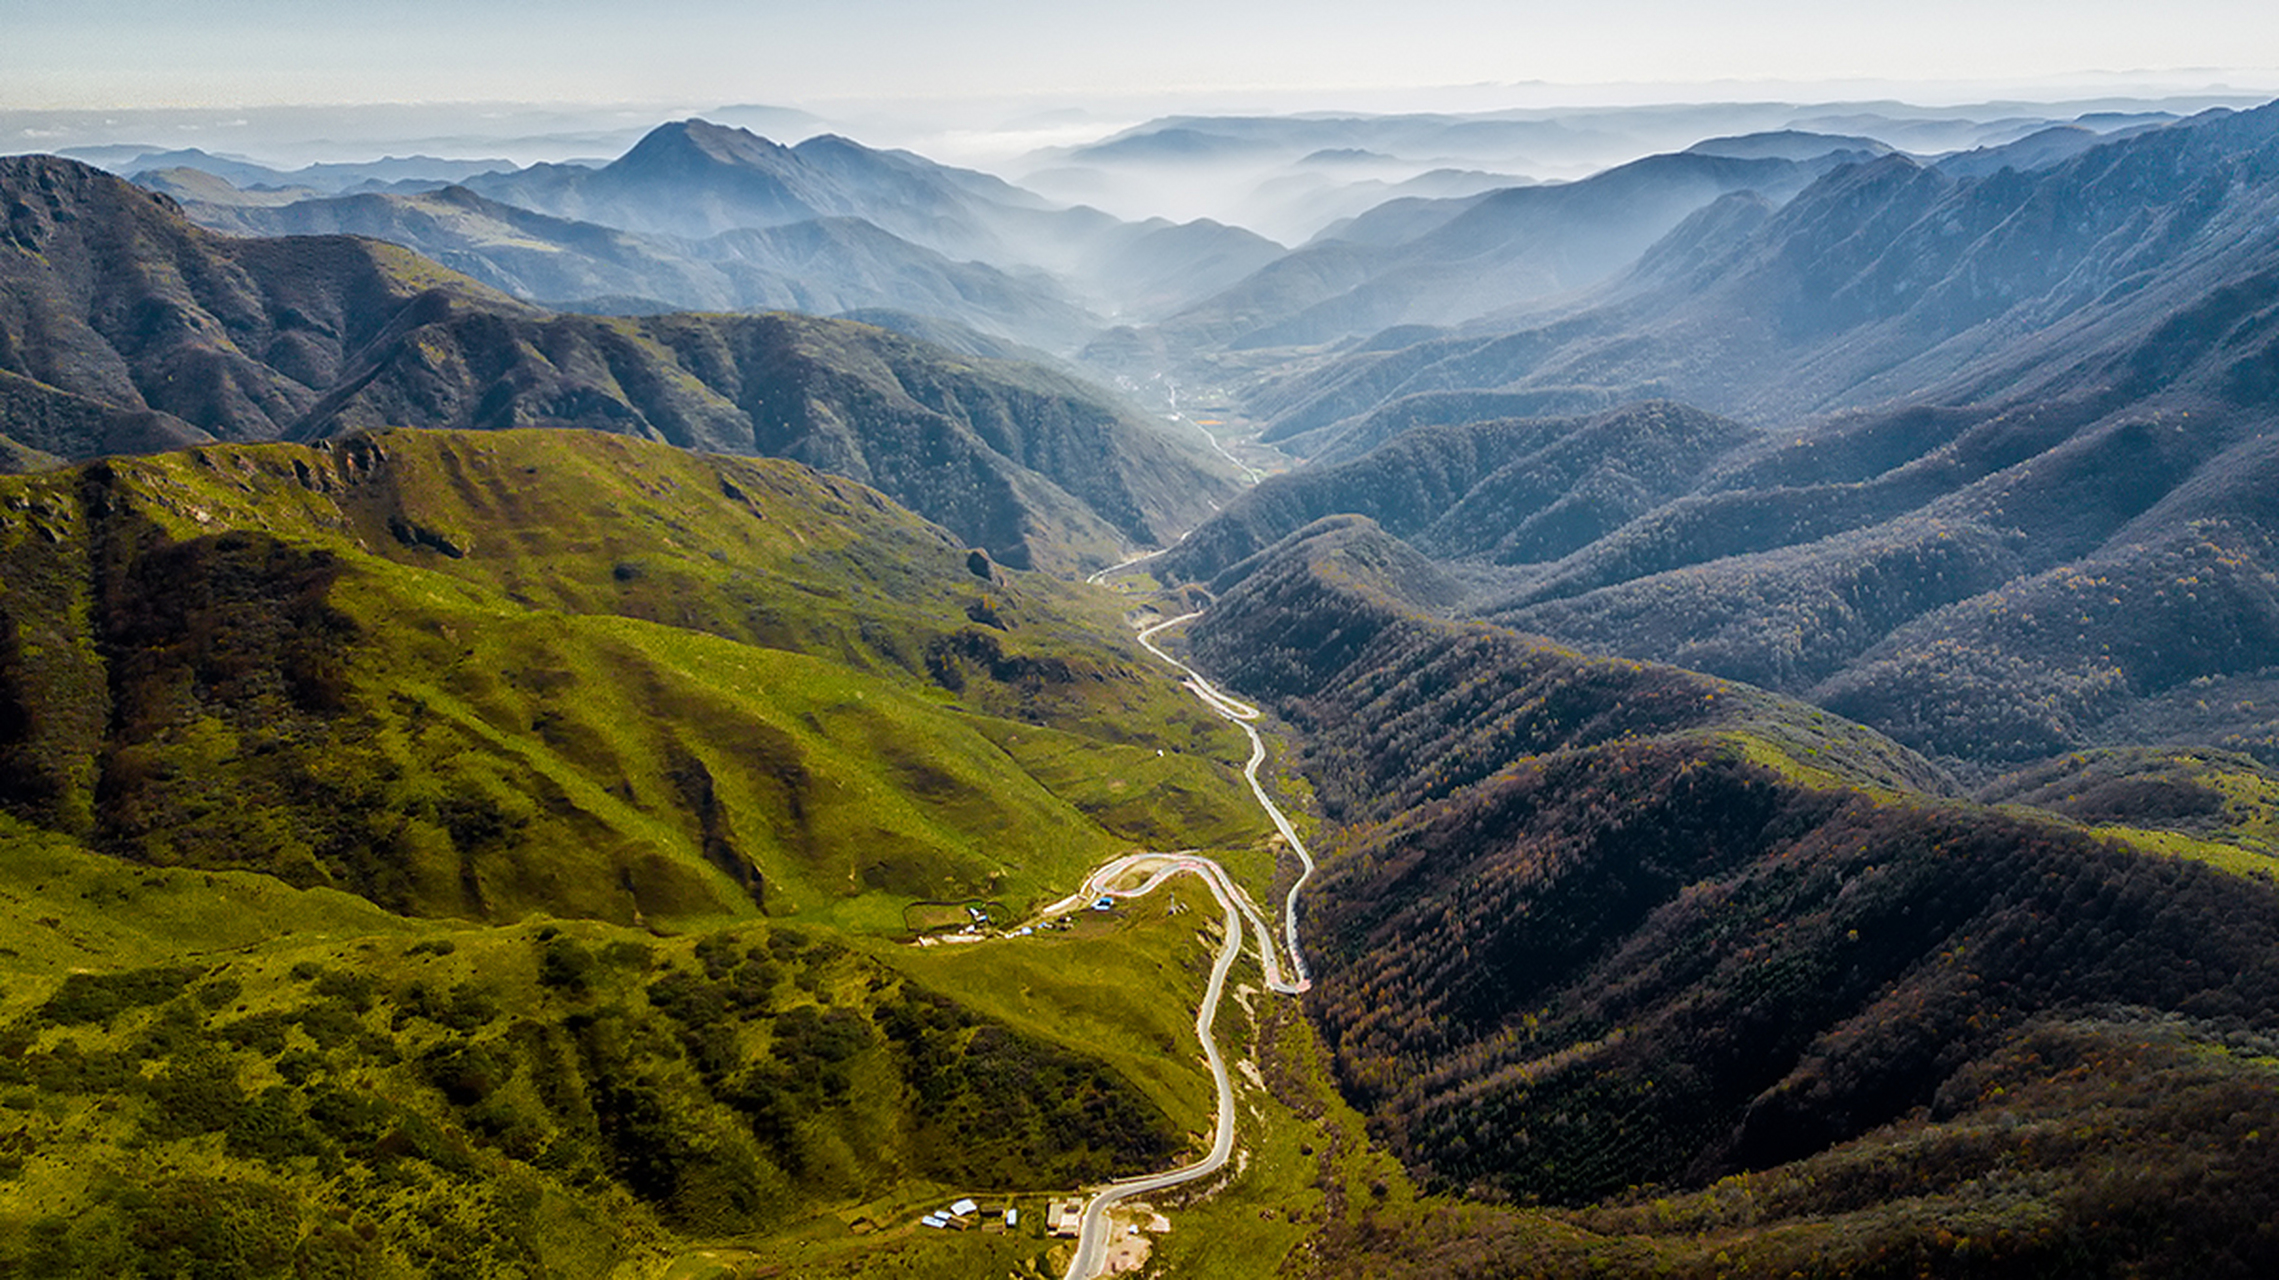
<box><xmin>1178</xmin><ymin>516</ymin><xmax>2279</xmax><ymax>1276</ymax></box>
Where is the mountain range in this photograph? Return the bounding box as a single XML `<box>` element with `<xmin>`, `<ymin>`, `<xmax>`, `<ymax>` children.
<box><xmin>1151</xmin><ymin>148</ymin><xmax>1885</xmax><ymax>351</ymax></box>
<box><xmin>464</xmin><ymin>122</ymin><xmax>1041</xmax><ymax>255</ymax></box>
<box><xmin>112</xmin><ymin>108</ymin><xmax>2213</xmax><ymax>376</ymax></box>
<box><xmin>1015</xmin><ymin>100</ymin><xmax>2191</xmax><ymax>241</ymax></box>
<box><xmin>1160</xmin><ymin>102</ymin><xmax>2279</xmax><ymax>772</ymax></box>
<box><xmin>143</xmin><ymin>120</ymin><xmax>1295</xmax><ymax>351</ymax></box>
<box><xmin>69</xmin><ymin>145</ymin><xmax>521</xmax><ymax>197</ymax></box>
<box><xmin>459</xmin><ymin>120</ymin><xmax>1287</xmax><ymax>324</ymax></box>
<box><xmin>1176</xmin><ymin>516</ymin><xmax>2279</xmax><ymax>1274</ymax></box>
<box><xmin>164</xmin><ymin>184</ymin><xmax>1103</xmax><ymax>352</ymax></box>
<box><xmin>0</xmin><ymin>155</ymin><xmax>1241</xmax><ymax>571</ymax></box>
<box><xmin>1249</xmin><ymin>100</ymin><xmax>2279</xmax><ymax>436</ymax></box>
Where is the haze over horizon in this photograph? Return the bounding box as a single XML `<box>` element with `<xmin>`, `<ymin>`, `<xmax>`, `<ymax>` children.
<box><xmin>7</xmin><ymin>0</ymin><xmax>2277</xmax><ymax>169</ymax></box>
<box><xmin>11</xmin><ymin>0</ymin><xmax>2279</xmax><ymax>108</ymax></box>
<box><xmin>6</xmin><ymin>82</ymin><xmax>2275</xmax><ymax>198</ymax></box>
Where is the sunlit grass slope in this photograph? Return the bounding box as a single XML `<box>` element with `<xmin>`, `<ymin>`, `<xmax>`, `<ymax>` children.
<box><xmin>0</xmin><ymin>428</ymin><xmax>1261</xmax><ymax>929</ymax></box>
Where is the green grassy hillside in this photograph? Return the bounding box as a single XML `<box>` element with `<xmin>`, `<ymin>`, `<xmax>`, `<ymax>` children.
<box><xmin>0</xmin><ymin>428</ymin><xmax>1261</xmax><ymax>928</ymax></box>
<box><xmin>0</xmin><ymin>425</ymin><xmax>1277</xmax><ymax>1277</ymax></box>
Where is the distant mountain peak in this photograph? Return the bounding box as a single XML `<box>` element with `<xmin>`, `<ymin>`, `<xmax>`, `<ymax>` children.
<box><xmin>1684</xmin><ymin>129</ymin><xmax>1896</xmax><ymax>162</ymax></box>
<box><xmin>791</xmin><ymin>133</ymin><xmax>871</xmax><ymax>156</ymax></box>
<box><xmin>1803</xmin><ymin>149</ymin><xmax>1939</xmax><ymax>199</ymax></box>
<box><xmin>1301</xmin><ymin>148</ymin><xmax>1401</xmax><ymax>166</ymax></box>
<box><xmin>618</xmin><ymin>118</ymin><xmax>794</xmax><ymax>171</ymax></box>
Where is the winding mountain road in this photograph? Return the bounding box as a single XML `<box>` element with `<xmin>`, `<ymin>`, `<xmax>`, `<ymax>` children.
<box><xmin>1048</xmin><ymin>612</ymin><xmax>1315</xmax><ymax>1279</ymax></box>
<box><xmin>1135</xmin><ymin>612</ymin><xmax>1315</xmax><ymax>991</ymax></box>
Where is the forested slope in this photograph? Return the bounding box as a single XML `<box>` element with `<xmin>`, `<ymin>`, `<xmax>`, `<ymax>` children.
<box><xmin>1176</xmin><ymin>517</ymin><xmax>2279</xmax><ymax>1276</ymax></box>
<box><xmin>1166</xmin><ymin>380</ymin><xmax>2279</xmax><ymax>770</ymax></box>
<box><xmin>0</xmin><ymin>832</ymin><xmax>1193</xmax><ymax>1277</ymax></box>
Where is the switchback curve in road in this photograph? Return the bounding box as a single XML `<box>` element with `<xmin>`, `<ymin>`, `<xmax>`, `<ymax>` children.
<box><xmin>1057</xmin><ymin>855</ymin><xmax>1243</xmax><ymax>1279</ymax></box>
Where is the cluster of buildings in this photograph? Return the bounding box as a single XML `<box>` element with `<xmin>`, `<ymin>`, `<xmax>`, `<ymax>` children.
<box><xmin>917</xmin><ymin>1198</ymin><xmax>1019</xmax><ymax>1232</ymax></box>
<box><xmin>910</xmin><ymin>1196</ymin><xmax>1088</xmax><ymax>1238</ymax></box>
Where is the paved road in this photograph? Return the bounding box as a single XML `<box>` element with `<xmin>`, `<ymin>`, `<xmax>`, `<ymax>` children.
<box><xmin>1135</xmin><ymin>613</ymin><xmax>1314</xmax><ymax>990</ymax></box>
<box><xmin>1084</xmin><ymin>380</ymin><xmax>1265</xmax><ymax>589</ymax></box>
<box><xmin>1054</xmin><ymin>612</ymin><xmax>1316</xmax><ymax>1279</ymax></box>
<box><xmin>1059</xmin><ymin>856</ymin><xmax>1243</xmax><ymax>1279</ymax></box>
<box><xmin>1083</xmin><ymin>546</ymin><xmax>1169</xmax><ymax>586</ymax></box>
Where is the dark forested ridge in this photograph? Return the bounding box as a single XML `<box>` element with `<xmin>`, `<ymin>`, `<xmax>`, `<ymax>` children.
<box><xmin>273</xmin><ymin>303</ymin><xmax>1234</xmax><ymax>573</ymax></box>
<box><xmin>1127</xmin><ymin>94</ymin><xmax>2279</xmax><ymax>1278</ymax></box>
<box><xmin>1185</xmin><ymin>515</ymin><xmax>1948</xmax><ymax>819</ymax></box>
<box><xmin>1386</xmin><ymin>395</ymin><xmax>2277</xmax><ymax>771</ymax></box>
<box><xmin>1175</xmin><ymin>519</ymin><xmax>2279</xmax><ymax>1275</ymax></box>
<box><xmin>0</xmin><ymin>155</ymin><xmax>1239</xmax><ymax>571</ymax></box>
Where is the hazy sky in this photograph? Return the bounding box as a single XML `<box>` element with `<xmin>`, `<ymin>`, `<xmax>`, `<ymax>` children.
<box><xmin>7</xmin><ymin>0</ymin><xmax>2276</xmax><ymax>110</ymax></box>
